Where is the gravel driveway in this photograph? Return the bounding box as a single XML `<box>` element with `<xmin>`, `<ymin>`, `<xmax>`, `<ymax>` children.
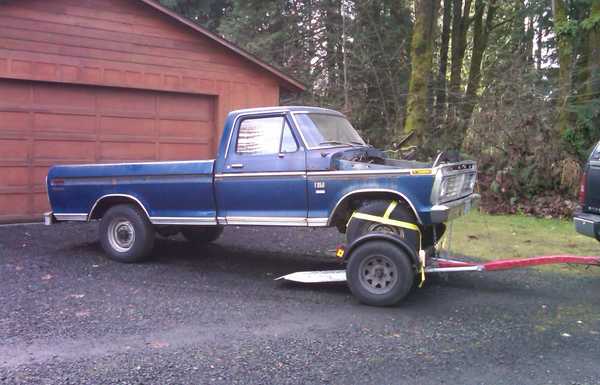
<box><xmin>0</xmin><ymin>222</ymin><xmax>599</xmax><ymax>385</ymax></box>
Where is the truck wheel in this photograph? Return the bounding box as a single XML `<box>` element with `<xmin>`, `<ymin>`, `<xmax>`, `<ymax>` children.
<box><xmin>346</xmin><ymin>240</ymin><xmax>415</xmax><ymax>306</ymax></box>
<box><xmin>99</xmin><ymin>204</ymin><xmax>155</xmax><ymax>263</ymax></box>
<box><xmin>346</xmin><ymin>200</ymin><xmax>419</xmax><ymax>250</ymax></box>
<box><xmin>181</xmin><ymin>226</ymin><xmax>223</xmax><ymax>244</ymax></box>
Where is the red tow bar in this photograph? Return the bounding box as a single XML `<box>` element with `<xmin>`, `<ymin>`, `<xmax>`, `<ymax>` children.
<box><xmin>428</xmin><ymin>255</ymin><xmax>600</xmax><ymax>273</ymax></box>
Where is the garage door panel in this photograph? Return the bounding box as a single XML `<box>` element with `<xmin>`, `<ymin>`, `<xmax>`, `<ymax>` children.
<box><xmin>158</xmin><ymin>93</ymin><xmax>211</xmax><ymax>120</ymax></box>
<box><xmin>159</xmin><ymin>143</ymin><xmax>208</xmax><ymax>160</ymax></box>
<box><xmin>33</xmin><ymin>140</ymin><xmax>95</xmax><ymax>161</ymax></box>
<box><xmin>0</xmin><ymin>111</ymin><xmax>30</xmax><ymax>132</ymax></box>
<box><xmin>0</xmin><ymin>167</ymin><xmax>29</xmax><ymax>187</ymax></box>
<box><xmin>34</xmin><ymin>112</ymin><xmax>96</xmax><ymax>134</ymax></box>
<box><xmin>33</xmin><ymin>193</ymin><xmax>50</xmax><ymax>213</ymax></box>
<box><xmin>0</xmin><ymin>82</ymin><xmax>30</xmax><ymax>105</ymax></box>
<box><xmin>100</xmin><ymin>141</ymin><xmax>156</xmax><ymax>161</ymax></box>
<box><xmin>33</xmin><ymin>166</ymin><xmax>50</xmax><ymax>186</ymax></box>
<box><xmin>0</xmin><ymin>194</ymin><xmax>29</xmax><ymax>215</ymax></box>
<box><xmin>0</xmin><ymin>139</ymin><xmax>28</xmax><ymax>161</ymax></box>
<box><xmin>159</xmin><ymin>120</ymin><xmax>211</xmax><ymax>139</ymax></box>
<box><xmin>33</xmin><ymin>84</ymin><xmax>95</xmax><ymax>110</ymax></box>
<box><xmin>100</xmin><ymin>116</ymin><xmax>155</xmax><ymax>137</ymax></box>
<box><xmin>97</xmin><ymin>89</ymin><xmax>156</xmax><ymax>115</ymax></box>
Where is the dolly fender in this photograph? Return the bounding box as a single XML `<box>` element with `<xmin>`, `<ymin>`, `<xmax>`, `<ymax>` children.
<box><xmin>343</xmin><ymin>233</ymin><xmax>419</xmax><ymax>266</ymax></box>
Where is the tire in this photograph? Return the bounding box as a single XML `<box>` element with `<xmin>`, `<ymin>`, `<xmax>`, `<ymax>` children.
<box><xmin>346</xmin><ymin>200</ymin><xmax>419</xmax><ymax>250</ymax></box>
<box><xmin>346</xmin><ymin>240</ymin><xmax>415</xmax><ymax>306</ymax></box>
<box><xmin>181</xmin><ymin>226</ymin><xmax>223</xmax><ymax>244</ymax></box>
<box><xmin>99</xmin><ymin>204</ymin><xmax>155</xmax><ymax>263</ymax></box>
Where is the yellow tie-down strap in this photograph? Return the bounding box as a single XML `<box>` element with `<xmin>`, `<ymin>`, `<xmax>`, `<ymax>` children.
<box><xmin>349</xmin><ymin>201</ymin><xmax>426</xmax><ymax>287</ymax></box>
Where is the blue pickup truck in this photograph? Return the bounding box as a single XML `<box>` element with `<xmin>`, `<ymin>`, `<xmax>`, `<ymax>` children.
<box><xmin>46</xmin><ymin>106</ymin><xmax>478</xmax><ymax>302</ymax></box>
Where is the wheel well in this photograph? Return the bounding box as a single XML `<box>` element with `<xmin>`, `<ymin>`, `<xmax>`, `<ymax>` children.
<box><xmin>89</xmin><ymin>196</ymin><xmax>149</xmax><ymax>220</ymax></box>
<box><xmin>329</xmin><ymin>192</ymin><xmax>418</xmax><ymax>232</ymax></box>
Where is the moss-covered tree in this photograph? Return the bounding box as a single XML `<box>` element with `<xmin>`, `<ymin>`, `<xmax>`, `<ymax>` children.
<box><xmin>404</xmin><ymin>0</ymin><xmax>439</xmax><ymax>145</ymax></box>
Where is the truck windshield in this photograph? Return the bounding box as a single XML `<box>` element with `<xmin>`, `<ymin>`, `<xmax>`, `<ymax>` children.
<box><xmin>294</xmin><ymin>113</ymin><xmax>366</xmax><ymax>148</ymax></box>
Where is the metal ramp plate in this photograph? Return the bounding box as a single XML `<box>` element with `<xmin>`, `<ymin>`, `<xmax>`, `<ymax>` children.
<box><xmin>275</xmin><ymin>270</ymin><xmax>347</xmax><ymax>283</ymax></box>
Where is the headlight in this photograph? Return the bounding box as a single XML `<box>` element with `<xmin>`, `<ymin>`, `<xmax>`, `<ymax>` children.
<box><xmin>438</xmin><ymin>172</ymin><xmax>476</xmax><ymax>203</ymax></box>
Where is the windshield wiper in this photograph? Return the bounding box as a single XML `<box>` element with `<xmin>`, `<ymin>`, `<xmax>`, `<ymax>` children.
<box><xmin>319</xmin><ymin>140</ymin><xmax>365</xmax><ymax>147</ymax></box>
<box><xmin>319</xmin><ymin>140</ymin><xmax>349</xmax><ymax>146</ymax></box>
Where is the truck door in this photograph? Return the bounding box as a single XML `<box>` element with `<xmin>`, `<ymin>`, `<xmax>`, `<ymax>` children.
<box><xmin>214</xmin><ymin>113</ymin><xmax>308</xmax><ymax>225</ymax></box>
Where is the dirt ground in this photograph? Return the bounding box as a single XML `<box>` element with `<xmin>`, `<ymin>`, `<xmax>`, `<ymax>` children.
<box><xmin>1</xmin><ymin>222</ymin><xmax>599</xmax><ymax>385</ymax></box>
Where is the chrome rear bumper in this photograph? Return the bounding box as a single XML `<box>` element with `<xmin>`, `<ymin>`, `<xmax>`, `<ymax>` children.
<box><xmin>430</xmin><ymin>194</ymin><xmax>480</xmax><ymax>223</ymax></box>
<box><xmin>43</xmin><ymin>212</ymin><xmax>56</xmax><ymax>226</ymax></box>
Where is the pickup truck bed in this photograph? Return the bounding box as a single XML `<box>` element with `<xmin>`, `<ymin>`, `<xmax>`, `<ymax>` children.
<box><xmin>48</xmin><ymin>160</ymin><xmax>216</xmax><ymax>224</ymax></box>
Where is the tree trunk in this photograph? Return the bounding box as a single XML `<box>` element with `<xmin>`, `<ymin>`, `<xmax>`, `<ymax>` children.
<box><xmin>447</xmin><ymin>0</ymin><xmax>472</xmax><ymax>124</ymax></box>
<box><xmin>462</xmin><ymin>0</ymin><xmax>496</xmax><ymax>123</ymax></box>
<box><xmin>552</xmin><ymin>0</ymin><xmax>573</xmax><ymax>135</ymax></box>
<box><xmin>435</xmin><ymin>0</ymin><xmax>452</xmax><ymax>120</ymax></box>
<box><xmin>404</xmin><ymin>0</ymin><xmax>439</xmax><ymax>145</ymax></box>
<box><xmin>588</xmin><ymin>0</ymin><xmax>600</xmax><ymax>98</ymax></box>
<box><xmin>325</xmin><ymin>0</ymin><xmax>342</xmax><ymax>98</ymax></box>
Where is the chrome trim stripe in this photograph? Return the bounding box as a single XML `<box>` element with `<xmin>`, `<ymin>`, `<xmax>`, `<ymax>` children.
<box><xmin>328</xmin><ymin>189</ymin><xmax>422</xmax><ymax>225</ymax></box>
<box><xmin>307</xmin><ymin>218</ymin><xmax>329</xmax><ymax>226</ymax></box>
<box><xmin>54</xmin><ymin>213</ymin><xmax>88</xmax><ymax>221</ymax></box>
<box><xmin>218</xmin><ymin>216</ymin><xmax>329</xmax><ymax>226</ymax></box>
<box><xmin>150</xmin><ymin>217</ymin><xmax>217</xmax><ymax>225</ymax></box>
<box><xmin>59</xmin><ymin>160</ymin><xmax>215</xmax><ymax>168</ymax></box>
<box><xmin>225</xmin><ymin>216</ymin><xmax>308</xmax><ymax>226</ymax></box>
<box><xmin>215</xmin><ymin>171</ymin><xmax>306</xmax><ymax>178</ymax></box>
<box><xmin>88</xmin><ymin>194</ymin><xmax>151</xmax><ymax>221</ymax></box>
<box><xmin>307</xmin><ymin>169</ymin><xmax>411</xmax><ymax>177</ymax></box>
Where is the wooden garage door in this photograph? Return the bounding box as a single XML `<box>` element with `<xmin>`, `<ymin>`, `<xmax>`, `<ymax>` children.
<box><xmin>0</xmin><ymin>78</ymin><xmax>216</xmax><ymax>223</ymax></box>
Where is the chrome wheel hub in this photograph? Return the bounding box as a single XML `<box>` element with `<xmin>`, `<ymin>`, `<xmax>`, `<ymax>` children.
<box><xmin>108</xmin><ymin>219</ymin><xmax>135</xmax><ymax>253</ymax></box>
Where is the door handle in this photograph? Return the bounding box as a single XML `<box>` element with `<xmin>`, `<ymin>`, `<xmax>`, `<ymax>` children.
<box><xmin>230</xmin><ymin>163</ymin><xmax>244</xmax><ymax>169</ymax></box>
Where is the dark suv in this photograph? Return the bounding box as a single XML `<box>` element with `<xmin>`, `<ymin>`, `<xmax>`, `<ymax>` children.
<box><xmin>574</xmin><ymin>142</ymin><xmax>600</xmax><ymax>240</ymax></box>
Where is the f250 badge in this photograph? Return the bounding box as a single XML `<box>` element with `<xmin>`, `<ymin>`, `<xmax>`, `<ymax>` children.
<box><xmin>314</xmin><ymin>181</ymin><xmax>326</xmax><ymax>194</ymax></box>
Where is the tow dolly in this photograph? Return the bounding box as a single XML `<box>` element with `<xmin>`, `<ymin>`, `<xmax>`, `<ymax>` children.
<box><xmin>276</xmin><ymin>232</ymin><xmax>600</xmax><ymax>307</ymax></box>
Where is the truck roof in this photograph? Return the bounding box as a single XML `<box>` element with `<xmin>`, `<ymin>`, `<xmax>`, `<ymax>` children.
<box><xmin>228</xmin><ymin>106</ymin><xmax>344</xmax><ymax>117</ymax></box>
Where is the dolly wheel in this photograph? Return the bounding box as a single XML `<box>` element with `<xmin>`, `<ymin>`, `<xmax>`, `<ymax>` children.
<box><xmin>346</xmin><ymin>240</ymin><xmax>415</xmax><ymax>306</ymax></box>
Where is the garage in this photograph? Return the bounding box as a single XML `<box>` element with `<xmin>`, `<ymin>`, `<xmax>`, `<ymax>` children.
<box><xmin>0</xmin><ymin>78</ymin><xmax>216</xmax><ymax>222</ymax></box>
<box><xmin>0</xmin><ymin>0</ymin><xmax>304</xmax><ymax>223</ymax></box>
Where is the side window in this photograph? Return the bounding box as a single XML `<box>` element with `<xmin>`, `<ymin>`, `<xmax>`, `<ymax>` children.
<box><xmin>236</xmin><ymin>116</ymin><xmax>298</xmax><ymax>155</ymax></box>
<box><xmin>280</xmin><ymin>121</ymin><xmax>298</xmax><ymax>153</ymax></box>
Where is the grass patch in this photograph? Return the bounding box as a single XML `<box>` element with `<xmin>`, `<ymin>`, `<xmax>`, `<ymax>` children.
<box><xmin>446</xmin><ymin>210</ymin><xmax>600</xmax><ymax>275</ymax></box>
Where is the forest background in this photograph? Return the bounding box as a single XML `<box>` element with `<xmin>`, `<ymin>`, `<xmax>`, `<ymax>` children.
<box><xmin>161</xmin><ymin>0</ymin><xmax>600</xmax><ymax>217</ymax></box>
